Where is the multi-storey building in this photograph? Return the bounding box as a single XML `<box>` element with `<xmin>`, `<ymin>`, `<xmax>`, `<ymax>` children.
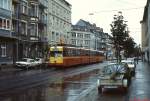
<box><xmin>47</xmin><ymin>0</ymin><xmax>71</xmax><ymax>46</ymax></box>
<box><xmin>141</xmin><ymin>0</ymin><xmax>149</xmax><ymax>62</ymax></box>
<box><xmin>12</xmin><ymin>0</ymin><xmax>29</xmax><ymax>60</ymax></box>
<box><xmin>0</xmin><ymin>0</ymin><xmax>15</xmax><ymax>66</ymax></box>
<box><xmin>71</xmin><ymin>19</ymin><xmax>106</xmax><ymax>50</ymax></box>
<box><xmin>71</xmin><ymin>19</ymin><xmax>113</xmax><ymax>59</ymax></box>
<box><xmin>71</xmin><ymin>25</ymin><xmax>95</xmax><ymax>49</ymax></box>
<box><xmin>12</xmin><ymin>0</ymin><xmax>48</xmax><ymax>60</ymax></box>
<box><xmin>29</xmin><ymin>0</ymin><xmax>48</xmax><ymax>58</ymax></box>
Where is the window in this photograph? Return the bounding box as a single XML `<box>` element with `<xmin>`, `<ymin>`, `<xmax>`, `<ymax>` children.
<box><xmin>7</xmin><ymin>20</ymin><xmax>10</xmax><ymax>29</ymax></box>
<box><xmin>30</xmin><ymin>4</ymin><xmax>38</xmax><ymax>17</ymax></box>
<box><xmin>0</xmin><ymin>0</ymin><xmax>10</xmax><ymax>10</ymax></box>
<box><xmin>21</xmin><ymin>1</ymin><xmax>28</xmax><ymax>14</ymax></box>
<box><xmin>30</xmin><ymin>23</ymin><xmax>38</xmax><ymax>36</ymax></box>
<box><xmin>3</xmin><ymin>20</ymin><xmax>6</xmax><ymax>29</ymax></box>
<box><xmin>80</xmin><ymin>33</ymin><xmax>83</xmax><ymax>38</ymax></box>
<box><xmin>1</xmin><ymin>43</ymin><xmax>6</xmax><ymax>57</ymax></box>
<box><xmin>71</xmin><ymin>39</ymin><xmax>76</xmax><ymax>45</ymax></box>
<box><xmin>20</xmin><ymin>21</ymin><xmax>27</xmax><ymax>35</ymax></box>
<box><xmin>4</xmin><ymin>0</ymin><xmax>7</xmax><ymax>9</ymax></box>
<box><xmin>52</xmin><ymin>32</ymin><xmax>55</xmax><ymax>41</ymax></box>
<box><xmin>0</xmin><ymin>0</ymin><xmax>2</xmax><ymax>8</ymax></box>
<box><xmin>85</xmin><ymin>34</ymin><xmax>90</xmax><ymax>39</ymax></box>
<box><xmin>85</xmin><ymin>40</ymin><xmax>89</xmax><ymax>45</ymax></box>
<box><xmin>77</xmin><ymin>40</ymin><xmax>80</xmax><ymax>45</ymax></box>
<box><xmin>72</xmin><ymin>32</ymin><xmax>76</xmax><ymax>37</ymax></box>
<box><xmin>0</xmin><ymin>18</ymin><xmax>11</xmax><ymax>30</ymax></box>
<box><xmin>77</xmin><ymin>33</ymin><xmax>80</xmax><ymax>38</ymax></box>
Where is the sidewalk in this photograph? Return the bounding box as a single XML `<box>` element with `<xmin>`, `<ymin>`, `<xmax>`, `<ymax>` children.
<box><xmin>127</xmin><ymin>62</ymin><xmax>150</xmax><ymax>101</ymax></box>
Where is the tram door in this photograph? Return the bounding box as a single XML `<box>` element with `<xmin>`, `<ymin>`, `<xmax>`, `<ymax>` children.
<box><xmin>50</xmin><ymin>47</ymin><xmax>63</xmax><ymax>64</ymax></box>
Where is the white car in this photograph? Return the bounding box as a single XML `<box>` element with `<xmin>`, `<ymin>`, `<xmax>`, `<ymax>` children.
<box><xmin>34</xmin><ymin>58</ymin><xmax>44</xmax><ymax>66</ymax></box>
<box><xmin>15</xmin><ymin>58</ymin><xmax>37</xmax><ymax>69</ymax></box>
<box><xmin>122</xmin><ymin>59</ymin><xmax>136</xmax><ymax>76</ymax></box>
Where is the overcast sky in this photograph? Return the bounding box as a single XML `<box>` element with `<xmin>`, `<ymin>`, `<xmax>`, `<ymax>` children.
<box><xmin>66</xmin><ymin>0</ymin><xmax>147</xmax><ymax>45</ymax></box>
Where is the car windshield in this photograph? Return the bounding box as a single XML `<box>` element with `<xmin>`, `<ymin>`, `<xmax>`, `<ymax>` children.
<box><xmin>103</xmin><ymin>64</ymin><xmax>126</xmax><ymax>74</ymax></box>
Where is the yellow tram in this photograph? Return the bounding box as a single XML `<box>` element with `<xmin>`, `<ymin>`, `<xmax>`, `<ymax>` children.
<box><xmin>48</xmin><ymin>45</ymin><xmax>105</xmax><ymax>68</ymax></box>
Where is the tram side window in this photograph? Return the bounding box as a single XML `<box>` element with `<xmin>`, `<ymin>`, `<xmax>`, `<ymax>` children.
<box><xmin>80</xmin><ymin>49</ymin><xmax>83</xmax><ymax>56</ymax></box>
<box><xmin>63</xmin><ymin>48</ymin><xmax>68</xmax><ymax>56</ymax></box>
<box><xmin>85</xmin><ymin>50</ymin><xmax>88</xmax><ymax>56</ymax></box>
<box><xmin>73</xmin><ymin>49</ymin><xmax>76</xmax><ymax>56</ymax></box>
<box><xmin>68</xmin><ymin>49</ymin><xmax>73</xmax><ymax>56</ymax></box>
<box><xmin>84</xmin><ymin>50</ymin><xmax>88</xmax><ymax>56</ymax></box>
<box><xmin>76</xmin><ymin>49</ymin><xmax>80</xmax><ymax>56</ymax></box>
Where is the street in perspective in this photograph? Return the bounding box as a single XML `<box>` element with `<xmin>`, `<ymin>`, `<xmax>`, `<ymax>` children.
<box><xmin>0</xmin><ymin>0</ymin><xmax>150</xmax><ymax>101</ymax></box>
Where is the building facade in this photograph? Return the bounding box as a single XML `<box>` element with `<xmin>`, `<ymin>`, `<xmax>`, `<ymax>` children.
<box><xmin>141</xmin><ymin>0</ymin><xmax>150</xmax><ymax>62</ymax></box>
<box><xmin>0</xmin><ymin>0</ymin><xmax>15</xmax><ymax>65</ymax></box>
<box><xmin>47</xmin><ymin>0</ymin><xmax>71</xmax><ymax>46</ymax></box>
<box><xmin>71</xmin><ymin>19</ymin><xmax>108</xmax><ymax>50</ymax></box>
<box><xmin>12</xmin><ymin>0</ymin><xmax>48</xmax><ymax>60</ymax></box>
<box><xmin>71</xmin><ymin>25</ymin><xmax>95</xmax><ymax>49</ymax></box>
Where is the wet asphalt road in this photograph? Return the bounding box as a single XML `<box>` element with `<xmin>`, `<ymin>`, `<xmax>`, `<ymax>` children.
<box><xmin>0</xmin><ymin>63</ymin><xmax>105</xmax><ymax>101</ymax></box>
<box><xmin>0</xmin><ymin>61</ymin><xmax>150</xmax><ymax>101</ymax></box>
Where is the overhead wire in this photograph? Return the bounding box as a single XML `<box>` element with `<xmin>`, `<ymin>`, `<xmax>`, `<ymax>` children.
<box><xmin>89</xmin><ymin>7</ymin><xmax>144</xmax><ymax>15</ymax></box>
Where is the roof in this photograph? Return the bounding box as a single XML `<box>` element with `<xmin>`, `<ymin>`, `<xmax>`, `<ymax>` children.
<box><xmin>61</xmin><ymin>0</ymin><xmax>72</xmax><ymax>7</ymax></box>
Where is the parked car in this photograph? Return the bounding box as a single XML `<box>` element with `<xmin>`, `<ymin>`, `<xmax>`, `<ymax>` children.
<box><xmin>34</xmin><ymin>58</ymin><xmax>44</xmax><ymax>66</ymax></box>
<box><xmin>15</xmin><ymin>58</ymin><xmax>37</xmax><ymax>69</ymax></box>
<box><xmin>122</xmin><ymin>59</ymin><xmax>136</xmax><ymax>76</ymax></box>
<box><xmin>97</xmin><ymin>63</ymin><xmax>132</xmax><ymax>93</ymax></box>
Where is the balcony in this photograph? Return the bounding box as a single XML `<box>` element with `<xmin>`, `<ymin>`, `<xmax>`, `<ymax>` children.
<box><xmin>0</xmin><ymin>8</ymin><xmax>11</xmax><ymax>18</ymax></box>
<box><xmin>0</xmin><ymin>29</ymin><xmax>11</xmax><ymax>38</ymax></box>
<box><xmin>39</xmin><ymin>0</ymin><xmax>48</xmax><ymax>8</ymax></box>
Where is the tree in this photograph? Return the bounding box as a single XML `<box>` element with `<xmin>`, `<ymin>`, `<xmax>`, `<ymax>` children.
<box><xmin>110</xmin><ymin>11</ymin><xmax>129</xmax><ymax>62</ymax></box>
<box><xmin>123</xmin><ymin>37</ymin><xmax>135</xmax><ymax>57</ymax></box>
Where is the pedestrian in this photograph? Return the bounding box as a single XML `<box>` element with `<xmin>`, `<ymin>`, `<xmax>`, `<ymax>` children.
<box><xmin>136</xmin><ymin>56</ymin><xmax>138</xmax><ymax>64</ymax></box>
<box><xmin>147</xmin><ymin>51</ymin><xmax>149</xmax><ymax>63</ymax></box>
<box><xmin>134</xmin><ymin>57</ymin><xmax>137</xmax><ymax>64</ymax></box>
